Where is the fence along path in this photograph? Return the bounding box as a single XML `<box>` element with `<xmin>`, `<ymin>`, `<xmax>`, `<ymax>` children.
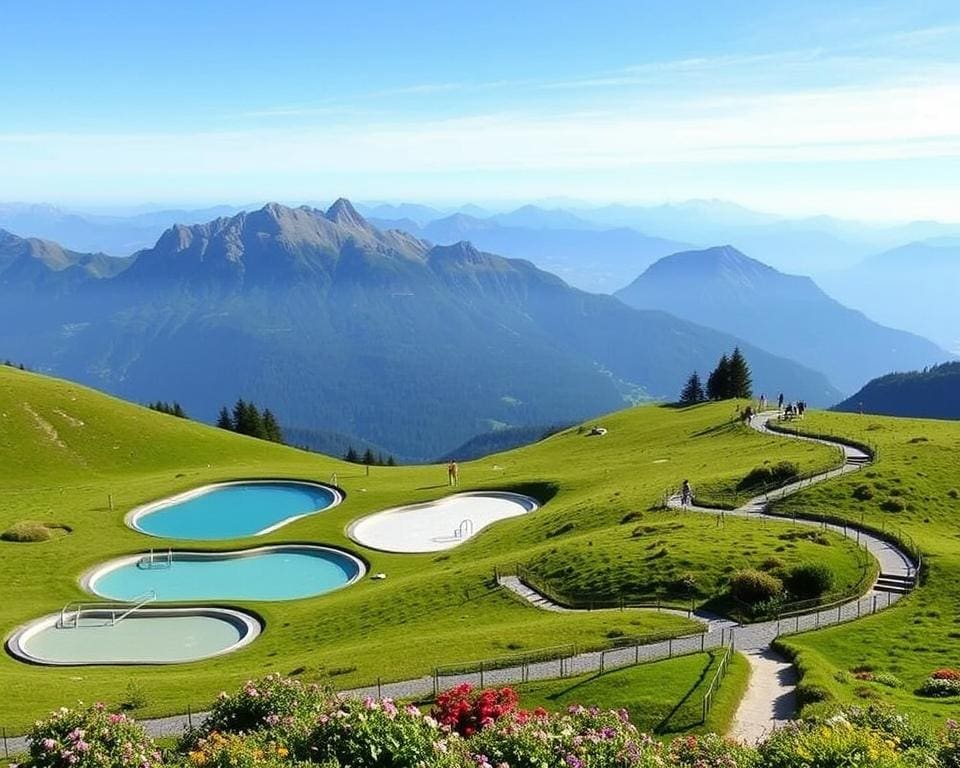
<box><xmin>497</xmin><ymin>411</ymin><xmax>916</xmax><ymax>742</ymax></box>
<box><xmin>1</xmin><ymin>412</ymin><xmax>918</xmax><ymax>756</ymax></box>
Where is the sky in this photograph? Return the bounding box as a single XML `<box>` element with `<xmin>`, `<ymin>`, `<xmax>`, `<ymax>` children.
<box><xmin>2</xmin><ymin>0</ymin><xmax>959</xmax><ymax>220</ymax></box>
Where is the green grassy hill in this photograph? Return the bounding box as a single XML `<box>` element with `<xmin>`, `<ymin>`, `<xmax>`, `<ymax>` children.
<box><xmin>771</xmin><ymin>411</ymin><xmax>960</xmax><ymax>727</ymax></box>
<box><xmin>0</xmin><ymin>366</ymin><xmax>843</xmax><ymax>730</ymax></box>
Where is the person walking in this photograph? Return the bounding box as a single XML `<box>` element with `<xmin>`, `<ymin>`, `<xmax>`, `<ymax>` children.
<box><xmin>778</xmin><ymin>392</ymin><xmax>784</xmax><ymax>411</ymax></box>
<box><xmin>680</xmin><ymin>479</ymin><xmax>692</xmax><ymax>508</ymax></box>
<box><xmin>449</xmin><ymin>460</ymin><xmax>460</xmax><ymax>487</ymax></box>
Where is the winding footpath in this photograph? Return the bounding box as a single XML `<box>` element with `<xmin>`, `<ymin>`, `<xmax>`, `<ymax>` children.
<box><xmin>2</xmin><ymin>414</ymin><xmax>918</xmax><ymax>756</ymax></box>
<box><xmin>499</xmin><ymin>412</ymin><xmax>917</xmax><ymax>743</ymax></box>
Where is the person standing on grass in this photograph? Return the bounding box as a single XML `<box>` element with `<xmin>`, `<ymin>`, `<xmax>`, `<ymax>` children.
<box><xmin>778</xmin><ymin>392</ymin><xmax>784</xmax><ymax>411</ymax></box>
<box><xmin>681</xmin><ymin>479</ymin><xmax>692</xmax><ymax>508</ymax></box>
<box><xmin>448</xmin><ymin>460</ymin><xmax>460</xmax><ymax>487</ymax></box>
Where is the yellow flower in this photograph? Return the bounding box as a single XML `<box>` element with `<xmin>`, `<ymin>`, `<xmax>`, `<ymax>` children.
<box><xmin>276</xmin><ymin>746</ymin><xmax>289</xmax><ymax>758</ymax></box>
<box><xmin>189</xmin><ymin>750</ymin><xmax>208</xmax><ymax>765</ymax></box>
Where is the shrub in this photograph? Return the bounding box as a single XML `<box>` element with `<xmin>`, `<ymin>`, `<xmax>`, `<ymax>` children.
<box><xmin>0</xmin><ymin>520</ymin><xmax>70</xmax><ymax>542</ymax></box>
<box><xmin>852</xmin><ymin>484</ymin><xmax>874</xmax><ymax>501</ymax></box>
<box><xmin>784</xmin><ymin>562</ymin><xmax>835</xmax><ymax>600</ymax></box>
<box><xmin>469</xmin><ymin>705</ymin><xmax>663</xmax><ymax>768</ymax></box>
<box><xmin>880</xmin><ymin>498</ymin><xmax>906</xmax><ymax>513</ymax></box>
<box><xmin>309</xmin><ymin>697</ymin><xmax>463</xmax><ymax>768</ymax></box>
<box><xmin>842</xmin><ymin>705</ymin><xmax>935</xmax><ymax>751</ymax></box>
<box><xmin>948</xmin><ymin>488</ymin><xmax>959</xmax><ymax>499</ymax></box>
<box><xmin>187</xmin><ymin>674</ymin><xmax>332</xmax><ymax>745</ymax></box>
<box><xmin>795</xmin><ymin>682</ymin><xmax>832</xmax><ymax>708</ymax></box>
<box><xmin>932</xmin><ymin>668</ymin><xmax>960</xmax><ymax>680</ymax></box>
<box><xmin>24</xmin><ymin>703</ymin><xmax>162</xmax><ymax>768</ymax></box>
<box><xmin>668</xmin><ymin>732</ymin><xmax>758</xmax><ymax>766</ymax></box>
<box><xmin>919</xmin><ymin>677</ymin><xmax>960</xmax><ymax>697</ymax></box>
<box><xmin>758</xmin><ymin>714</ymin><xmax>916</xmax><ymax>767</ymax></box>
<box><xmin>759</xmin><ymin>557</ymin><xmax>785</xmax><ymax>572</ymax></box>
<box><xmin>432</xmin><ymin>684</ymin><xmax>519</xmax><ymax>737</ymax></box>
<box><xmin>737</xmin><ymin>462</ymin><xmax>800</xmax><ymax>491</ymax></box>
<box><xmin>729</xmin><ymin>569</ymin><xmax>783</xmax><ymax>604</ymax></box>
<box><xmin>178</xmin><ymin>731</ymin><xmax>310</xmax><ymax>768</ymax></box>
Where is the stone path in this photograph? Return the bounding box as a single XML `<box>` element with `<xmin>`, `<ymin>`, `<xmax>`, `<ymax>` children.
<box><xmin>1</xmin><ymin>412</ymin><xmax>918</xmax><ymax>756</ymax></box>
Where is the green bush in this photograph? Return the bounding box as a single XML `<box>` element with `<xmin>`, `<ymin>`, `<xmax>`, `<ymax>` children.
<box><xmin>0</xmin><ymin>520</ymin><xmax>70</xmax><ymax>542</ymax></box>
<box><xmin>918</xmin><ymin>677</ymin><xmax>960</xmax><ymax>697</ymax></box>
<box><xmin>880</xmin><ymin>498</ymin><xmax>906</xmax><ymax>513</ymax></box>
<box><xmin>729</xmin><ymin>569</ymin><xmax>784</xmax><ymax>604</ymax></box>
<box><xmin>784</xmin><ymin>562</ymin><xmax>835</xmax><ymax>600</ymax></box>
<box><xmin>852</xmin><ymin>484</ymin><xmax>874</xmax><ymax>501</ymax></box>
<box><xmin>737</xmin><ymin>461</ymin><xmax>800</xmax><ymax>491</ymax></box>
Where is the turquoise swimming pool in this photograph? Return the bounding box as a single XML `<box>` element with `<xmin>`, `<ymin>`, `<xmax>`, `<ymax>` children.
<box><xmin>128</xmin><ymin>480</ymin><xmax>341</xmax><ymax>539</ymax></box>
<box><xmin>86</xmin><ymin>545</ymin><xmax>364</xmax><ymax>602</ymax></box>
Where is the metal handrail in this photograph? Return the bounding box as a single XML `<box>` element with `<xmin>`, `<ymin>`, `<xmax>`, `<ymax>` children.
<box><xmin>59</xmin><ymin>590</ymin><xmax>158</xmax><ymax>628</ymax></box>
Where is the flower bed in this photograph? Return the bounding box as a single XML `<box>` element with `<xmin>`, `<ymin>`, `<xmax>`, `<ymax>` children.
<box><xmin>11</xmin><ymin>679</ymin><xmax>960</xmax><ymax>768</ymax></box>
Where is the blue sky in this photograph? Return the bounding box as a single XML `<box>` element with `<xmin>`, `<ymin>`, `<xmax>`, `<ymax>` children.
<box><xmin>2</xmin><ymin>1</ymin><xmax>959</xmax><ymax>219</ymax></box>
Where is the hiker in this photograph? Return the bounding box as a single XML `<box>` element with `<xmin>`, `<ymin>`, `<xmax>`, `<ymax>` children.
<box><xmin>680</xmin><ymin>479</ymin><xmax>692</xmax><ymax>508</ymax></box>
<box><xmin>448</xmin><ymin>460</ymin><xmax>460</xmax><ymax>487</ymax></box>
<box><xmin>778</xmin><ymin>392</ymin><xmax>784</xmax><ymax>411</ymax></box>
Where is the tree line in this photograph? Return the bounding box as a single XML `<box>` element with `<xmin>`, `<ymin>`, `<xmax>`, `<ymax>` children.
<box><xmin>344</xmin><ymin>447</ymin><xmax>396</xmax><ymax>466</ymax></box>
<box><xmin>148</xmin><ymin>400</ymin><xmax>188</xmax><ymax>418</ymax></box>
<box><xmin>216</xmin><ymin>399</ymin><xmax>284</xmax><ymax>443</ymax></box>
<box><xmin>680</xmin><ymin>347</ymin><xmax>753</xmax><ymax>405</ymax></box>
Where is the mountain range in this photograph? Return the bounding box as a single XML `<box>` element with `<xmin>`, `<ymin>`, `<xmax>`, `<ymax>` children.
<box><xmin>0</xmin><ymin>200</ymin><xmax>839</xmax><ymax>459</ymax></box>
<box><xmin>834</xmin><ymin>362</ymin><xmax>960</xmax><ymax>420</ymax></box>
<box><xmin>818</xmin><ymin>239</ymin><xmax>960</xmax><ymax>355</ymax></box>
<box><xmin>370</xmin><ymin>212</ymin><xmax>691</xmax><ymax>294</ymax></box>
<box><xmin>615</xmin><ymin>246</ymin><xmax>949</xmax><ymax>395</ymax></box>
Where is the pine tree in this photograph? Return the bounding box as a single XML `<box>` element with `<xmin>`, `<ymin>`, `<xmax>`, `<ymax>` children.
<box><xmin>262</xmin><ymin>409</ymin><xmax>283</xmax><ymax>443</ymax></box>
<box><xmin>247</xmin><ymin>403</ymin><xmax>266</xmax><ymax>439</ymax></box>
<box><xmin>679</xmin><ymin>371</ymin><xmax>705</xmax><ymax>405</ymax></box>
<box><xmin>344</xmin><ymin>447</ymin><xmax>359</xmax><ymax>463</ymax></box>
<box><xmin>216</xmin><ymin>407</ymin><xmax>234</xmax><ymax>431</ymax></box>
<box><xmin>386</xmin><ymin>455</ymin><xmax>396</xmax><ymax>467</ymax></box>
<box><xmin>728</xmin><ymin>347</ymin><xmax>753</xmax><ymax>399</ymax></box>
<box><xmin>361</xmin><ymin>448</ymin><xmax>375</xmax><ymax>466</ymax></box>
<box><xmin>232</xmin><ymin>398</ymin><xmax>250</xmax><ymax>434</ymax></box>
<box><xmin>706</xmin><ymin>355</ymin><xmax>731</xmax><ymax>400</ymax></box>
<box><xmin>172</xmin><ymin>402</ymin><xmax>186</xmax><ymax>418</ymax></box>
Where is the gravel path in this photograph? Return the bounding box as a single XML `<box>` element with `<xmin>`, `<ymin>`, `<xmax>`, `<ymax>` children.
<box><xmin>1</xmin><ymin>413</ymin><xmax>917</xmax><ymax>757</ymax></box>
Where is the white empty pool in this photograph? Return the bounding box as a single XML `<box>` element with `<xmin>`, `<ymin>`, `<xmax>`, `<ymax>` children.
<box><xmin>347</xmin><ymin>491</ymin><xmax>539</xmax><ymax>553</ymax></box>
<box><xmin>7</xmin><ymin>607</ymin><xmax>261</xmax><ymax>666</ymax></box>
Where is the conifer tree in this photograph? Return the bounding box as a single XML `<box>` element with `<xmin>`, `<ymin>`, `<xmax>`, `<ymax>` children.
<box><xmin>172</xmin><ymin>402</ymin><xmax>186</xmax><ymax>418</ymax></box>
<box><xmin>262</xmin><ymin>409</ymin><xmax>283</xmax><ymax>443</ymax></box>
<box><xmin>216</xmin><ymin>407</ymin><xmax>234</xmax><ymax>431</ymax></box>
<box><xmin>361</xmin><ymin>448</ymin><xmax>375</xmax><ymax>465</ymax></box>
<box><xmin>386</xmin><ymin>455</ymin><xmax>396</xmax><ymax>467</ymax></box>
<box><xmin>728</xmin><ymin>347</ymin><xmax>753</xmax><ymax>399</ymax></box>
<box><xmin>679</xmin><ymin>371</ymin><xmax>705</xmax><ymax>405</ymax></box>
<box><xmin>344</xmin><ymin>447</ymin><xmax>359</xmax><ymax>463</ymax></box>
<box><xmin>706</xmin><ymin>354</ymin><xmax>731</xmax><ymax>400</ymax></box>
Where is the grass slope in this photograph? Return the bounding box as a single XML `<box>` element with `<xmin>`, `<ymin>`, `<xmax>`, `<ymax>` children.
<box><xmin>770</xmin><ymin>411</ymin><xmax>960</xmax><ymax>727</ymax></box>
<box><xmin>513</xmin><ymin>650</ymin><xmax>750</xmax><ymax>736</ymax></box>
<box><xmin>0</xmin><ymin>367</ymin><xmax>839</xmax><ymax>730</ymax></box>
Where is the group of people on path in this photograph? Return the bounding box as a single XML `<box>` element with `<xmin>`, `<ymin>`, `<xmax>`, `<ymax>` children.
<box><xmin>758</xmin><ymin>392</ymin><xmax>806</xmax><ymax>419</ymax></box>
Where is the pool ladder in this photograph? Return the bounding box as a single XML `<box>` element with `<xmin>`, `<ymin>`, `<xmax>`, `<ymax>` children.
<box><xmin>453</xmin><ymin>518</ymin><xmax>474</xmax><ymax>540</ymax></box>
<box><xmin>138</xmin><ymin>548</ymin><xmax>173</xmax><ymax>569</ymax></box>
<box><xmin>58</xmin><ymin>590</ymin><xmax>158</xmax><ymax>628</ymax></box>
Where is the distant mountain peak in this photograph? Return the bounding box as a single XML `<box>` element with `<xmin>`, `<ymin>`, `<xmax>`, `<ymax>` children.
<box><xmin>429</xmin><ymin>240</ymin><xmax>483</xmax><ymax>262</ymax></box>
<box><xmin>325</xmin><ymin>198</ymin><xmax>367</xmax><ymax>228</ymax></box>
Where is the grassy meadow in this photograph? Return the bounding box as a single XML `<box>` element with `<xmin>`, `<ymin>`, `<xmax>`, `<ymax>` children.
<box><xmin>770</xmin><ymin>411</ymin><xmax>960</xmax><ymax>728</ymax></box>
<box><xmin>0</xmin><ymin>366</ymin><xmax>843</xmax><ymax>730</ymax></box>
